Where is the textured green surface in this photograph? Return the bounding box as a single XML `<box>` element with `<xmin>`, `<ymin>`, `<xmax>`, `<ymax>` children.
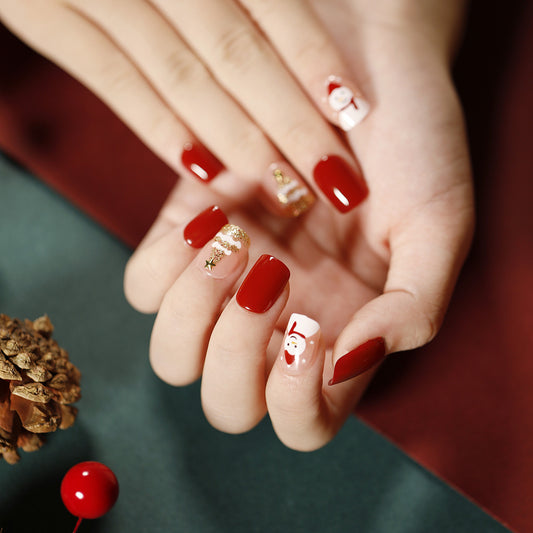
<box><xmin>0</xmin><ymin>154</ymin><xmax>509</xmax><ymax>532</ymax></box>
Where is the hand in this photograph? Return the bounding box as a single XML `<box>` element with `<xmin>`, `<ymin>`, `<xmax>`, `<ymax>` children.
<box><xmin>0</xmin><ymin>0</ymin><xmax>372</xmax><ymax>216</ymax></box>
<box><xmin>123</xmin><ymin>0</ymin><xmax>474</xmax><ymax>448</ymax></box>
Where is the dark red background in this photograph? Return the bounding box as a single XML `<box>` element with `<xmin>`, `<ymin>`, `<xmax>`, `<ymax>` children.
<box><xmin>1</xmin><ymin>2</ymin><xmax>532</xmax><ymax>530</ymax></box>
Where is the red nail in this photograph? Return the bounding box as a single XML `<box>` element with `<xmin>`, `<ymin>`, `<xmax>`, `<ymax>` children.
<box><xmin>181</xmin><ymin>142</ymin><xmax>224</xmax><ymax>183</ymax></box>
<box><xmin>183</xmin><ymin>205</ymin><xmax>228</xmax><ymax>248</ymax></box>
<box><xmin>236</xmin><ymin>255</ymin><xmax>290</xmax><ymax>313</ymax></box>
<box><xmin>328</xmin><ymin>337</ymin><xmax>386</xmax><ymax>385</ymax></box>
<box><xmin>313</xmin><ymin>155</ymin><xmax>368</xmax><ymax>213</ymax></box>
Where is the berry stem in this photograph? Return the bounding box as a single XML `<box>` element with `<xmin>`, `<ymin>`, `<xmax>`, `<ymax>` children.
<box><xmin>72</xmin><ymin>517</ymin><xmax>82</xmax><ymax>533</ymax></box>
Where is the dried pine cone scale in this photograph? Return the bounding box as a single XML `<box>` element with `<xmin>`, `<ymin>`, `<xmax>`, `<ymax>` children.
<box><xmin>0</xmin><ymin>314</ymin><xmax>80</xmax><ymax>464</ymax></box>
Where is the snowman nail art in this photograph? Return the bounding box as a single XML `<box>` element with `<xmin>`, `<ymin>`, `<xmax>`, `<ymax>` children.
<box><xmin>327</xmin><ymin>78</ymin><xmax>369</xmax><ymax>131</ymax></box>
<box><xmin>282</xmin><ymin>313</ymin><xmax>320</xmax><ymax>372</ymax></box>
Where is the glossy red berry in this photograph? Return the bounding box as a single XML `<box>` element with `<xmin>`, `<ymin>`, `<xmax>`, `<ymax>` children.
<box><xmin>61</xmin><ymin>461</ymin><xmax>119</xmax><ymax>519</ymax></box>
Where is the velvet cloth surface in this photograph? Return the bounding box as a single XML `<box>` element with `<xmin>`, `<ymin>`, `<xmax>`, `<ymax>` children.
<box><xmin>0</xmin><ymin>2</ymin><xmax>532</xmax><ymax>531</ymax></box>
<box><xmin>0</xmin><ymin>155</ymin><xmax>511</xmax><ymax>533</ymax></box>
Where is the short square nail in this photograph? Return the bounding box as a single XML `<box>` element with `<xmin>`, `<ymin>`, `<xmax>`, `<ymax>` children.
<box><xmin>183</xmin><ymin>205</ymin><xmax>228</xmax><ymax>248</ymax></box>
<box><xmin>313</xmin><ymin>155</ymin><xmax>368</xmax><ymax>213</ymax></box>
<box><xmin>181</xmin><ymin>142</ymin><xmax>224</xmax><ymax>183</ymax></box>
<box><xmin>196</xmin><ymin>224</ymin><xmax>250</xmax><ymax>280</ymax></box>
<box><xmin>328</xmin><ymin>337</ymin><xmax>386</xmax><ymax>385</ymax></box>
<box><xmin>236</xmin><ymin>255</ymin><xmax>290</xmax><ymax>313</ymax></box>
<box><xmin>282</xmin><ymin>313</ymin><xmax>320</xmax><ymax>372</ymax></box>
<box><xmin>327</xmin><ymin>79</ymin><xmax>370</xmax><ymax>131</ymax></box>
<box><xmin>267</xmin><ymin>163</ymin><xmax>315</xmax><ymax>217</ymax></box>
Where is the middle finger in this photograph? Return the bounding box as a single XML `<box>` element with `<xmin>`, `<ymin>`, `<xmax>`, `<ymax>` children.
<box><xmin>153</xmin><ymin>0</ymin><xmax>369</xmax><ymax>213</ymax></box>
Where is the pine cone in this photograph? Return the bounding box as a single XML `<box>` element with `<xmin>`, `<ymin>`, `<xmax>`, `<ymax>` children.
<box><xmin>0</xmin><ymin>314</ymin><xmax>81</xmax><ymax>464</ymax></box>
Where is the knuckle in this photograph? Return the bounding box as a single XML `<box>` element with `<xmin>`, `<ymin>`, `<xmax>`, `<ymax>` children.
<box><xmin>123</xmin><ymin>256</ymin><xmax>159</xmax><ymax>313</ymax></box>
<box><xmin>97</xmin><ymin>58</ymin><xmax>132</xmax><ymax>96</ymax></box>
<box><xmin>280</xmin><ymin>118</ymin><xmax>314</xmax><ymax>147</ymax></box>
<box><xmin>404</xmin><ymin>289</ymin><xmax>445</xmax><ymax>347</ymax></box>
<box><xmin>416</xmin><ymin>300</ymin><xmax>444</xmax><ymax>344</ymax></box>
<box><xmin>214</xmin><ymin>26</ymin><xmax>264</xmax><ymax>75</ymax></box>
<box><xmin>161</xmin><ymin>48</ymin><xmax>207</xmax><ymax>88</ymax></box>
<box><xmin>229</xmin><ymin>126</ymin><xmax>270</xmax><ymax>173</ymax></box>
<box><xmin>203</xmin><ymin>401</ymin><xmax>262</xmax><ymax>435</ymax></box>
<box><xmin>292</xmin><ymin>34</ymin><xmax>331</xmax><ymax>69</ymax></box>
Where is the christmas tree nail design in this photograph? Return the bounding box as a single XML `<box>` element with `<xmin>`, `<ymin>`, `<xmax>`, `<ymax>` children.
<box><xmin>270</xmin><ymin>165</ymin><xmax>314</xmax><ymax>217</ymax></box>
<box><xmin>203</xmin><ymin>224</ymin><xmax>250</xmax><ymax>272</ymax></box>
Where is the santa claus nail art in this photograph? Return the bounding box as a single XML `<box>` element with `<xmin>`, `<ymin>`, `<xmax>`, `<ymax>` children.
<box><xmin>198</xmin><ymin>224</ymin><xmax>250</xmax><ymax>280</ymax></box>
<box><xmin>282</xmin><ymin>313</ymin><xmax>320</xmax><ymax>372</ymax></box>
<box><xmin>327</xmin><ymin>79</ymin><xmax>370</xmax><ymax>131</ymax></box>
<box><xmin>268</xmin><ymin>163</ymin><xmax>315</xmax><ymax>217</ymax></box>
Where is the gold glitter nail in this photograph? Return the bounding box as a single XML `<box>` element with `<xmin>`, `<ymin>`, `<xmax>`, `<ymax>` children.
<box><xmin>203</xmin><ymin>224</ymin><xmax>250</xmax><ymax>270</ymax></box>
<box><xmin>272</xmin><ymin>168</ymin><xmax>314</xmax><ymax>217</ymax></box>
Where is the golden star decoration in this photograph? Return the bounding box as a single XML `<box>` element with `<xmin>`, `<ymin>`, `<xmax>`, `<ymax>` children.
<box><xmin>204</xmin><ymin>258</ymin><xmax>217</xmax><ymax>270</ymax></box>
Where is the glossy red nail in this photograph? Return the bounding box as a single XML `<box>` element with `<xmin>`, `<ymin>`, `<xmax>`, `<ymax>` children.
<box><xmin>236</xmin><ymin>255</ymin><xmax>290</xmax><ymax>313</ymax></box>
<box><xmin>183</xmin><ymin>205</ymin><xmax>228</xmax><ymax>248</ymax></box>
<box><xmin>313</xmin><ymin>155</ymin><xmax>368</xmax><ymax>213</ymax></box>
<box><xmin>181</xmin><ymin>142</ymin><xmax>224</xmax><ymax>183</ymax></box>
<box><xmin>328</xmin><ymin>337</ymin><xmax>386</xmax><ymax>385</ymax></box>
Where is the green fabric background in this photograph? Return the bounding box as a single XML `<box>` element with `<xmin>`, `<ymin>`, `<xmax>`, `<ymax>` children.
<box><xmin>0</xmin><ymin>155</ymin><xmax>509</xmax><ymax>532</ymax></box>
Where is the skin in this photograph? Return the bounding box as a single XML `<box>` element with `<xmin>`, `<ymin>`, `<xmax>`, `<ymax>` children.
<box><xmin>1</xmin><ymin>0</ymin><xmax>474</xmax><ymax>450</ymax></box>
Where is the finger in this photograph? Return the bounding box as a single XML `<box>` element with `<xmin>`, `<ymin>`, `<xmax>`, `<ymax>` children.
<box><xmin>239</xmin><ymin>0</ymin><xmax>370</xmax><ymax>131</ymax></box>
<box><xmin>152</xmin><ymin>0</ymin><xmax>369</xmax><ymax>213</ymax></box>
<box><xmin>68</xmin><ymin>0</ymin><xmax>315</xmax><ymax>217</ymax></box>
<box><xmin>266</xmin><ymin>313</ymin><xmax>374</xmax><ymax>451</ymax></box>
<box><xmin>201</xmin><ymin>255</ymin><xmax>290</xmax><ymax>434</ymax></box>
<box><xmin>124</xmin><ymin>205</ymin><xmax>229</xmax><ymax>313</ymax></box>
<box><xmin>1</xmin><ymin>1</ymin><xmax>220</xmax><ymax>180</ymax></box>
<box><xmin>150</xmin><ymin>224</ymin><xmax>250</xmax><ymax>386</ymax></box>
<box><xmin>329</xmin><ymin>204</ymin><xmax>475</xmax><ymax>385</ymax></box>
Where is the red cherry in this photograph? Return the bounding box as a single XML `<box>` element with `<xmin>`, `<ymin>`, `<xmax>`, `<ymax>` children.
<box><xmin>61</xmin><ymin>461</ymin><xmax>119</xmax><ymax>519</ymax></box>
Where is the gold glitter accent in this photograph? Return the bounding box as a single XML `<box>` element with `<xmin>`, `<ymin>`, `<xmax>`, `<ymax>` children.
<box><xmin>219</xmin><ymin>224</ymin><xmax>250</xmax><ymax>247</ymax></box>
<box><xmin>272</xmin><ymin>168</ymin><xmax>315</xmax><ymax>217</ymax></box>
<box><xmin>214</xmin><ymin>238</ymin><xmax>240</xmax><ymax>254</ymax></box>
<box><xmin>203</xmin><ymin>224</ymin><xmax>250</xmax><ymax>270</ymax></box>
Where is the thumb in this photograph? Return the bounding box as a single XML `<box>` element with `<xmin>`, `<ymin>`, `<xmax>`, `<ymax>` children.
<box><xmin>329</xmin><ymin>207</ymin><xmax>474</xmax><ymax>386</ymax></box>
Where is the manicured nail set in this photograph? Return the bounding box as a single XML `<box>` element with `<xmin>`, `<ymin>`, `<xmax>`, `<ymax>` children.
<box><xmin>183</xmin><ymin>205</ymin><xmax>386</xmax><ymax>384</ymax></box>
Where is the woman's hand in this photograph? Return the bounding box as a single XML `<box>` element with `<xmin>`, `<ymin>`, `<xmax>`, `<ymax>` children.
<box><xmin>123</xmin><ymin>0</ymin><xmax>474</xmax><ymax>447</ymax></box>
<box><xmin>0</xmin><ymin>0</ymin><xmax>373</xmax><ymax>216</ymax></box>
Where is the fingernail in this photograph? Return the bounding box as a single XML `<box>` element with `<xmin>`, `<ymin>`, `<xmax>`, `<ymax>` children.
<box><xmin>181</xmin><ymin>142</ymin><xmax>224</xmax><ymax>183</ymax></box>
<box><xmin>266</xmin><ymin>163</ymin><xmax>315</xmax><ymax>217</ymax></box>
<box><xmin>327</xmin><ymin>78</ymin><xmax>370</xmax><ymax>131</ymax></box>
<box><xmin>313</xmin><ymin>155</ymin><xmax>368</xmax><ymax>213</ymax></box>
<box><xmin>196</xmin><ymin>224</ymin><xmax>250</xmax><ymax>280</ymax></box>
<box><xmin>183</xmin><ymin>205</ymin><xmax>228</xmax><ymax>248</ymax></box>
<box><xmin>328</xmin><ymin>337</ymin><xmax>386</xmax><ymax>385</ymax></box>
<box><xmin>281</xmin><ymin>313</ymin><xmax>320</xmax><ymax>372</ymax></box>
<box><xmin>236</xmin><ymin>255</ymin><xmax>290</xmax><ymax>313</ymax></box>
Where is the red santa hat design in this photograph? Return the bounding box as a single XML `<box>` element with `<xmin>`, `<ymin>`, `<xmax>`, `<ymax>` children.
<box><xmin>287</xmin><ymin>321</ymin><xmax>306</xmax><ymax>340</ymax></box>
<box><xmin>328</xmin><ymin>81</ymin><xmax>342</xmax><ymax>95</ymax></box>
